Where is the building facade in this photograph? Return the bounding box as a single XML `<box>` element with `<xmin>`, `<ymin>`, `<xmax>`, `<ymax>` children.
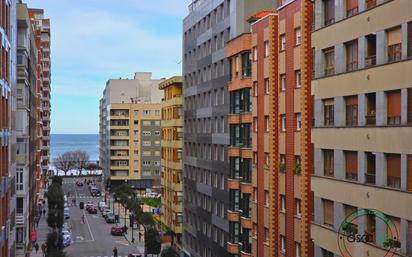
<box><xmin>28</xmin><ymin>8</ymin><xmax>51</xmax><ymax>191</ymax></box>
<box><xmin>15</xmin><ymin>3</ymin><xmax>38</xmax><ymax>256</ymax></box>
<box><xmin>159</xmin><ymin>76</ymin><xmax>184</xmax><ymax>247</ymax></box>
<box><xmin>99</xmin><ymin>72</ymin><xmax>164</xmax><ymax>192</ymax></box>
<box><xmin>1</xmin><ymin>0</ymin><xmax>17</xmax><ymax>256</ymax></box>
<box><xmin>182</xmin><ymin>1</ymin><xmax>276</xmax><ymax>256</ymax></box>
<box><xmin>225</xmin><ymin>31</ymin><xmax>253</xmax><ymax>256</ymax></box>
<box><xmin>311</xmin><ymin>0</ymin><xmax>412</xmax><ymax>256</ymax></box>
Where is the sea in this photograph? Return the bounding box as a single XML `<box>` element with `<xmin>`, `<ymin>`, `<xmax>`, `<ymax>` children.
<box><xmin>51</xmin><ymin>134</ymin><xmax>99</xmax><ymax>162</ymax></box>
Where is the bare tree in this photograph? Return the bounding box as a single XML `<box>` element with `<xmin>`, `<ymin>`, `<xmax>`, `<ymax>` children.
<box><xmin>54</xmin><ymin>152</ymin><xmax>76</xmax><ymax>176</ymax></box>
<box><xmin>73</xmin><ymin>150</ymin><xmax>90</xmax><ymax>176</ymax></box>
<box><xmin>84</xmin><ymin>162</ymin><xmax>100</xmax><ymax>175</ymax></box>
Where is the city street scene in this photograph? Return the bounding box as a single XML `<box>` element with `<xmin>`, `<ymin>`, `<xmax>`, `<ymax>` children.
<box><xmin>1</xmin><ymin>1</ymin><xmax>412</xmax><ymax>257</ymax></box>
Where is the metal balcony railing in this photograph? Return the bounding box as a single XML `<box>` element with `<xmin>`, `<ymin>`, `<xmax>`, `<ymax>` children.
<box><xmin>365</xmin><ymin>173</ymin><xmax>376</xmax><ymax>185</ymax></box>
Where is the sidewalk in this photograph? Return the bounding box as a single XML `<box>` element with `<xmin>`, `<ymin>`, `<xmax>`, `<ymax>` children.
<box><xmin>111</xmin><ymin>200</ymin><xmax>145</xmax><ymax>254</ymax></box>
<box><xmin>30</xmin><ymin>202</ymin><xmax>50</xmax><ymax>257</ymax></box>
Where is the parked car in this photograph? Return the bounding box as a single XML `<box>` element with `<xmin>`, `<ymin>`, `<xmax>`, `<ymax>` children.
<box><xmin>62</xmin><ymin>234</ymin><xmax>71</xmax><ymax>247</ymax></box>
<box><xmin>88</xmin><ymin>206</ymin><xmax>98</xmax><ymax>214</ymax></box>
<box><xmin>98</xmin><ymin>201</ymin><xmax>106</xmax><ymax>210</ymax></box>
<box><xmin>101</xmin><ymin>207</ymin><xmax>111</xmax><ymax>217</ymax></box>
<box><xmin>64</xmin><ymin>208</ymin><xmax>70</xmax><ymax>219</ymax></box>
<box><xmin>75</xmin><ymin>181</ymin><xmax>83</xmax><ymax>187</ymax></box>
<box><xmin>127</xmin><ymin>253</ymin><xmax>142</xmax><ymax>257</ymax></box>
<box><xmin>85</xmin><ymin>201</ymin><xmax>94</xmax><ymax>211</ymax></box>
<box><xmin>63</xmin><ymin>223</ymin><xmax>71</xmax><ymax>232</ymax></box>
<box><xmin>111</xmin><ymin>226</ymin><xmax>124</xmax><ymax>236</ymax></box>
<box><xmin>105</xmin><ymin>212</ymin><xmax>115</xmax><ymax>223</ymax></box>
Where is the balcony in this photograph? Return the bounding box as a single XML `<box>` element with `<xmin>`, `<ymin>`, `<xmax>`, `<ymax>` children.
<box><xmin>365</xmin><ymin>114</ymin><xmax>376</xmax><ymax>125</ymax></box>
<box><xmin>365</xmin><ymin>173</ymin><xmax>376</xmax><ymax>185</ymax></box>
<box><xmin>366</xmin><ymin>0</ymin><xmax>377</xmax><ymax>9</ymax></box>
<box><xmin>387</xmin><ymin>176</ymin><xmax>401</xmax><ymax>189</ymax></box>
<box><xmin>227</xmin><ymin>242</ymin><xmax>240</xmax><ymax>255</ymax></box>
<box><xmin>365</xmin><ymin>55</ymin><xmax>376</xmax><ymax>67</ymax></box>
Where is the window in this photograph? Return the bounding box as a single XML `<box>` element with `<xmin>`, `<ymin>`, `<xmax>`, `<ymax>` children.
<box><xmin>295</xmin><ymin>199</ymin><xmax>301</xmax><ymax>217</ymax></box>
<box><xmin>143</xmin><ymin>110</ymin><xmax>150</xmax><ymax>116</ymax></box>
<box><xmin>323</xmin><ymin>47</ymin><xmax>335</xmax><ymax>75</ymax></box>
<box><xmin>265</xmin><ymin>78</ymin><xmax>270</xmax><ymax>94</ymax></box>
<box><xmin>346</xmin><ymin>40</ymin><xmax>358</xmax><ymax>71</ymax></box>
<box><xmin>345</xmin><ymin>95</ymin><xmax>358</xmax><ymax>126</ymax></box>
<box><xmin>387</xmin><ymin>154</ymin><xmax>401</xmax><ymax>189</ymax></box>
<box><xmin>241</xmin><ymin>52</ymin><xmax>251</xmax><ymax>78</ymax></box>
<box><xmin>387</xmin><ymin>90</ymin><xmax>401</xmax><ymax>125</ymax></box>
<box><xmin>142</xmin><ymin>161</ymin><xmax>151</xmax><ymax>166</ymax></box>
<box><xmin>265</xmin><ymin>191</ymin><xmax>269</xmax><ymax>207</ymax></box>
<box><xmin>281</xmin><ymin>115</ymin><xmax>286</xmax><ymax>132</ymax></box>
<box><xmin>296</xmin><ymin>113</ymin><xmax>301</xmax><ymax>131</ymax></box>
<box><xmin>296</xmin><ymin>242</ymin><xmax>301</xmax><ymax>257</ymax></box>
<box><xmin>253</xmin><ymin>46</ymin><xmax>258</xmax><ymax>61</ymax></box>
<box><xmin>323</xmin><ymin>199</ymin><xmax>334</xmax><ymax>227</ymax></box>
<box><xmin>155</xmin><ymin>110</ymin><xmax>160</xmax><ymax>116</ymax></box>
<box><xmin>408</xmin><ymin>22</ymin><xmax>412</xmax><ymax>57</ymax></box>
<box><xmin>295</xmin><ymin>28</ymin><xmax>301</xmax><ymax>46</ymax></box>
<box><xmin>264</xmin><ymin>41</ymin><xmax>269</xmax><ymax>57</ymax></box>
<box><xmin>142</xmin><ymin>131</ymin><xmax>151</xmax><ymax>136</ymax></box>
<box><xmin>253</xmin><ymin>81</ymin><xmax>258</xmax><ymax>96</ymax></box>
<box><xmin>280</xmin><ymin>74</ymin><xmax>286</xmax><ymax>91</ymax></box>
<box><xmin>323</xmin><ymin>149</ymin><xmax>334</xmax><ymax>177</ymax></box>
<box><xmin>280</xmin><ymin>34</ymin><xmax>286</xmax><ymax>51</ymax></box>
<box><xmin>235</xmin><ymin>56</ymin><xmax>239</xmax><ymax>76</ymax></box>
<box><xmin>280</xmin><ymin>195</ymin><xmax>286</xmax><ymax>212</ymax></box>
<box><xmin>345</xmin><ymin>151</ymin><xmax>358</xmax><ymax>181</ymax></box>
<box><xmin>134</xmin><ymin>110</ymin><xmax>139</xmax><ymax>117</ymax></box>
<box><xmin>347</xmin><ymin>0</ymin><xmax>358</xmax><ymax>17</ymax></box>
<box><xmin>142</xmin><ymin>141</ymin><xmax>151</xmax><ymax>146</ymax></box>
<box><xmin>388</xmin><ymin>27</ymin><xmax>402</xmax><ymax>62</ymax></box>
<box><xmin>295</xmin><ymin>70</ymin><xmax>301</xmax><ymax>88</ymax></box>
<box><xmin>280</xmin><ymin>235</ymin><xmax>286</xmax><ymax>254</ymax></box>
<box><xmin>324</xmin><ymin>0</ymin><xmax>335</xmax><ymax>26</ymax></box>
<box><xmin>322</xmin><ymin>248</ymin><xmax>334</xmax><ymax>257</ymax></box>
<box><xmin>143</xmin><ymin>121</ymin><xmax>151</xmax><ymax>126</ymax></box>
<box><xmin>265</xmin><ymin>116</ymin><xmax>270</xmax><ymax>132</ymax></box>
<box><xmin>154</xmin><ymin>131</ymin><xmax>161</xmax><ymax>136</ymax></box>
<box><xmin>323</xmin><ymin>99</ymin><xmax>334</xmax><ymax>126</ymax></box>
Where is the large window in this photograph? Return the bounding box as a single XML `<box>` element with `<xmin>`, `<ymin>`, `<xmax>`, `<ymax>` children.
<box><xmin>323</xmin><ymin>199</ymin><xmax>334</xmax><ymax>227</ymax></box>
<box><xmin>230</xmin><ymin>88</ymin><xmax>251</xmax><ymax>114</ymax></box>
<box><xmin>345</xmin><ymin>95</ymin><xmax>358</xmax><ymax>126</ymax></box>
<box><xmin>324</xmin><ymin>99</ymin><xmax>334</xmax><ymax>126</ymax></box>
<box><xmin>324</xmin><ymin>0</ymin><xmax>335</xmax><ymax>26</ymax></box>
<box><xmin>323</xmin><ymin>47</ymin><xmax>335</xmax><ymax>75</ymax></box>
<box><xmin>408</xmin><ymin>22</ymin><xmax>412</xmax><ymax>57</ymax></box>
<box><xmin>388</xmin><ymin>27</ymin><xmax>402</xmax><ymax>62</ymax></box>
<box><xmin>323</xmin><ymin>149</ymin><xmax>334</xmax><ymax>177</ymax></box>
<box><xmin>345</xmin><ymin>151</ymin><xmax>358</xmax><ymax>181</ymax></box>
<box><xmin>241</xmin><ymin>52</ymin><xmax>251</xmax><ymax>78</ymax></box>
<box><xmin>346</xmin><ymin>40</ymin><xmax>358</xmax><ymax>71</ymax></box>
<box><xmin>230</xmin><ymin>124</ymin><xmax>251</xmax><ymax>147</ymax></box>
<box><xmin>387</xmin><ymin>90</ymin><xmax>401</xmax><ymax>125</ymax></box>
<box><xmin>387</xmin><ymin>154</ymin><xmax>401</xmax><ymax>189</ymax></box>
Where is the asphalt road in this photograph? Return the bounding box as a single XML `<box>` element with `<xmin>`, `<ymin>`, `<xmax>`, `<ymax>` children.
<box><xmin>62</xmin><ymin>177</ymin><xmax>140</xmax><ymax>257</ymax></box>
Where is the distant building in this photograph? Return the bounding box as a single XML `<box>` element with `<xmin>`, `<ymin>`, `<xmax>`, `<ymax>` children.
<box><xmin>159</xmin><ymin>76</ymin><xmax>184</xmax><ymax>248</ymax></box>
<box><xmin>99</xmin><ymin>72</ymin><xmax>164</xmax><ymax>192</ymax></box>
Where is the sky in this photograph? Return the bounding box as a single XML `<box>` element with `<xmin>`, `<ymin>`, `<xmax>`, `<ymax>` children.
<box><xmin>25</xmin><ymin>0</ymin><xmax>192</xmax><ymax>134</ymax></box>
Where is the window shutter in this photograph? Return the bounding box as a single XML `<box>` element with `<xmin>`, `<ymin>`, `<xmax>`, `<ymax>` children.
<box><xmin>387</xmin><ymin>154</ymin><xmax>401</xmax><ymax>178</ymax></box>
<box><xmin>323</xmin><ymin>199</ymin><xmax>334</xmax><ymax>226</ymax></box>
<box><xmin>324</xmin><ymin>0</ymin><xmax>335</xmax><ymax>23</ymax></box>
<box><xmin>388</xmin><ymin>27</ymin><xmax>402</xmax><ymax>46</ymax></box>
<box><xmin>347</xmin><ymin>0</ymin><xmax>358</xmax><ymax>10</ymax></box>
<box><xmin>387</xmin><ymin>90</ymin><xmax>401</xmax><ymax>117</ymax></box>
<box><xmin>345</xmin><ymin>95</ymin><xmax>358</xmax><ymax>105</ymax></box>
<box><xmin>345</xmin><ymin>151</ymin><xmax>358</xmax><ymax>175</ymax></box>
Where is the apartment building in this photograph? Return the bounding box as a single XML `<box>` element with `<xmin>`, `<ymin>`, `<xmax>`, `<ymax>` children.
<box><xmin>15</xmin><ymin>2</ymin><xmax>38</xmax><ymax>256</ymax></box>
<box><xmin>311</xmin><ymin>0</ymin><xmax>412</xmax><ymax>256</ymax></box>
<box><xmin>28</xmin><ymin>8</ymin><xmax>51</xmax><ymax>189</ymax></box>
<box><xmin>182</xmin><ymin>1</ymin><xmax>275</xmax><ymax>256</ymax></box>
<box><xmin>0</xmin><ymin>0</ymin><xmax>17</xmax><ymax>256</ymax></box>
<box><xmin>99</xmin><ymin>72</ymin><xmax>164</xmax><ymax>192</ymax></box>
<box><xmin>159</xmin><ymin>76</ymin><xmax>184</xmax><ymax>247</ymax></box>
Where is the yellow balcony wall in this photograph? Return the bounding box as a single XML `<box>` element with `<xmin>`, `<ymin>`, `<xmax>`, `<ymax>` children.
<box><xmin>161</xmin><ymin>119</ymin><xmax>183</xmax><ymax>128</ymax></box>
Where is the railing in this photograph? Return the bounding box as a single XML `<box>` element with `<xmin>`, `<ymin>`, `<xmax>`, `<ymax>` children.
<box><xmin>366</xmin><ymin>0</ymin><xmax>377</xmax><ymax>9</ymax></box>
<box><xmin>387</xmin><ymin>116</ymin><xmax>401</xmax><ymax>125</ymax></box>
<box><xmin>346</xmin><ymin>62</ymin><xmax>358</xmax><ymax>72</ymax></box>
<box><xmin>365</xmin><ymin>55</ymin><xmax>376</xmax><ymax>67</ymax></box>
<box><xmin>365</xmin><ymin>114</ymin><xmax>376</xmax><ymax>125</ymax></box>
<box><xmin>365</xmin><ymin>173</ymin><xmax>376</xmax><ymax>184</ymax></box>
<box><xmin>387</xmin><ymin>176</ymin><xmax>401</xmax><ymax>189</ymax></box>
<box><xmin>345</xmin><ymin>172</ymin><xmax>358</xmax><ymax>181</ymax></box>
<box><xmin>324</xmin><ymin>66</ymin><xmax>335</xmax><ymax>76</ymax></box>
<box><xmin>325</xmin><ymin>18</ymin><xmax>335</xmax><ymax>26</ymax></box>
<box><xmin>347</xmin><ymin>7</ymin><xmax>358</xmax><ymax>17</ymax></box>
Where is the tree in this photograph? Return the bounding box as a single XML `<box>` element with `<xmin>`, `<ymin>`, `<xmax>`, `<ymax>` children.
<box><xmin>161</xmin><ymin>246</ymin><xmax>178</xmax><ymax>257</ymax></box>
<box><xmin>46</xmin><ymin>231</ymin><xmax>67</xmax><ymax>256</ymax></box>
<box><xmin>145</xmin><ymin>228</ymin><xmax>161</xmax><ymax>255</ymax></box>
<box><xmin>54</xmin><ymin>152</ymin><xmax>76</xmax><ymax>176</ymax></box>
<box><xmin>73</xmin><ymin>150</ymin><xmax>90</xmax><ymax>176</ymax></box>
<box><xmin>84</xmin><ymin>162</ymin><xmax>100</xmax><ymax>175</ymax></box>
<box><xmin>47</xmin><ymin>182</ymin><xmax>64</xmax><ymax>231</ymax></box>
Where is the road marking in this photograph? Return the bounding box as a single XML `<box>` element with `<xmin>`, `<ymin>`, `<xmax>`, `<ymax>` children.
<box><xmin>76</xmin><ymin>236</ymin><xmax>84</xmax><ymax>240</ymax></box>
<box><xmin>83</xmin><ymin>209</ymin><xmax>95</xmax><ymax>242</ymax></box>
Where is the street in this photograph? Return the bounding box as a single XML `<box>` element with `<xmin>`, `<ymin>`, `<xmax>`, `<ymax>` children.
<box><xmin>62</xmin><ymin>177</ymin><xmax>140</xmax><ymax>257</ymax></box>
